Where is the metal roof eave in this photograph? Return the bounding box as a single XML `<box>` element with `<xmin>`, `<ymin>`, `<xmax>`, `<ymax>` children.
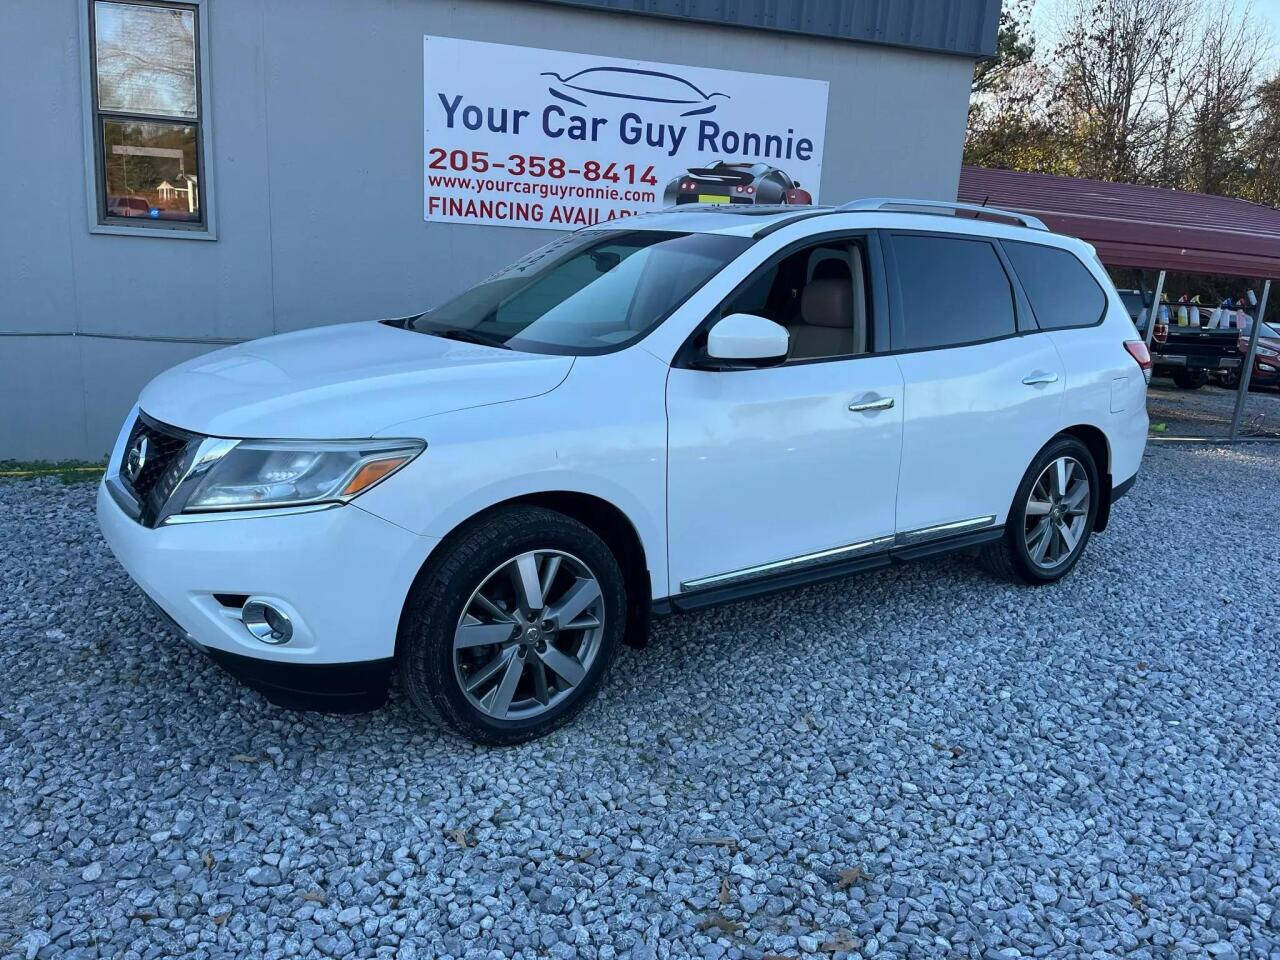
<box><xmin>523</xmin><ymin>0</ymin><xmax>999</xmax><ymax>59</ymax></box>
<box><xmin>959</xmin><ymin>166</ymin><xmax>1280</xmax><ymax>279</ymax></box>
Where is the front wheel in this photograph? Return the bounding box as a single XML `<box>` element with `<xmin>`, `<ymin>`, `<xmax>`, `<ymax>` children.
<box><xmin>980</xmin><ymin>436</ymin><xmax>1100</xmax><ymax>585</ymax></box>
<box><xmin>399</xmin><ymin>506</ymin><xmax>626</xmax><ymax>745</ymax></box>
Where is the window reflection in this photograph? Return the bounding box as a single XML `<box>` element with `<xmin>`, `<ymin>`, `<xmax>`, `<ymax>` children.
<box><xmin>95</xmin><ymin>1</ymin><xmax>197</xmax><ymax>119</ymax></box>
<box><xmin>103</xmin><ymin>120</ymin><xmax>200</xmax><ymax>221</ymax></box>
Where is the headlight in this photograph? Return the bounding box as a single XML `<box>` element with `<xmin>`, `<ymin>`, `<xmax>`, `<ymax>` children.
<box><xmin>182</xmin><ymin>439</ymin><xmax>424</xmax><ymax>512</ymax></box>
<box><xmin>1256</xmin><ymin>345</ymin><xmax>1279</xmax><ymax>359</ymax></box>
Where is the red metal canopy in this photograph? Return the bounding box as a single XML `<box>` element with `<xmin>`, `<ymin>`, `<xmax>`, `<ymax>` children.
<box><xmin>957</xmin><ymin>165</ymin><xmax>1280</xmax><ymax>278</ymax></box>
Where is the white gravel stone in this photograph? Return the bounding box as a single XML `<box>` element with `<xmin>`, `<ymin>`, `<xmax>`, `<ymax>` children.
<box><xmin>2</xmin><ymin>443</ymin><xmax>1279</xmax><ymax>959</ymax></box>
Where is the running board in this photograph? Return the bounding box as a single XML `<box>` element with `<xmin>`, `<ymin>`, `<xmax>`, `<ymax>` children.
<box><xmin>657</xmin><ymin>520</ymin><xmax>1003</xmax><ymax>614</ymax></box>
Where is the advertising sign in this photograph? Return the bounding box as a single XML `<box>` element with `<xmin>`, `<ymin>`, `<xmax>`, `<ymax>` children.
<box><xmin>423</xmin><ymin>36</ymin><xmax>829</xmax><ymax>230</ymax></box>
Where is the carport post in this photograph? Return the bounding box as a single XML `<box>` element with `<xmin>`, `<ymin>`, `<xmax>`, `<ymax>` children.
<box><xmin>1229</xmin><ymin>278</ymin><xmax>1271</xmax><ymax>441</ymax></box>
<box><xmin>1144</xmin><ymin>270</ymin><xmax>1167</xmax><ymax>348</ymax></box>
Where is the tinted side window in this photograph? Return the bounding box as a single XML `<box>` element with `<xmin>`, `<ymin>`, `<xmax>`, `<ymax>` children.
<box><xmin>890</xmin><ymin>235</ymin><xmax>1016</xmax><ymax>350</ymax></box>
<box><xmin>1004</xmin><ymin>241</ymin><xmax>1106</xmax><ymax>330</ymax></box>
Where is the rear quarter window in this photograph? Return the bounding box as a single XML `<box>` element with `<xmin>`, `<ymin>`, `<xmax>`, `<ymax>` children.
<box><xmin>889</xmin><ymin>234</ymin><xmax>1017</xmax><ymax>350</ymax></box>
<box><xmin>1003</xmin><ymin>240</ymin><xmax>1107</xmax><ymax>330</ymax></box>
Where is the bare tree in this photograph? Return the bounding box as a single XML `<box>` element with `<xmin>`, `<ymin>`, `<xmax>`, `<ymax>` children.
<box><xmin>1184</xmin><ymin>1</ymin><xmax>1270</xmax><ymax>195</ymax></box>
<box><xmin>968</xmin><ymin>0</ymin><xmax>1277</xmax><ymax>202</ymax></box>
<box><xmin>1147</xmin><ymin>8</ymin><xmax>1203</xmax><ymax>188</ymax></box>
<box><xmin>1050</xmin><ymin>0</ymin><xmax>1198</xmax><ymax>182</ymax></box>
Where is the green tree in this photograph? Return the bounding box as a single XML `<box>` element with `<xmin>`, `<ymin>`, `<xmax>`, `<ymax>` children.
<box><xmin>965</xmin><ymin>0</ymin><xmax>1061</xmax><ymax>169</ymax></box>
<box><xmin>1239</xmin><ymin>74</ymin><xmax>1280</xmax><ymax>206</ymax></box>
<box><xmin>972</xmin><ymin>0</ymin><xmax>1036</xmax><ymax>97</ymax></box>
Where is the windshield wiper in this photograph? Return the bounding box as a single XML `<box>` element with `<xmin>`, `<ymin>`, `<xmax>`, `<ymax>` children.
<box><xmin>419</xmin><ymin>326</ymin><xmax>510</xmax><ymax>349</ymax></box>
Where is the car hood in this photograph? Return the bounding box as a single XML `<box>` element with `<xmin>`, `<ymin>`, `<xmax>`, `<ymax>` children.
<box><xmin>138</xmin><ymin>321</ymin><xmax>573</xmax><ymax>438</ymax></box>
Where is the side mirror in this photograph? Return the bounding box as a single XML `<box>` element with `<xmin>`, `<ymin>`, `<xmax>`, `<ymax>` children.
<box><xmin>704</xmin><ymin>313</ymin><xmax>789</xmax><ymax>366</ymax></box>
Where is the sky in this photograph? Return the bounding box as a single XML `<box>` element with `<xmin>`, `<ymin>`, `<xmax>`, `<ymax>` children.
<box><xmin>1250</xmin><ymin>0</ymin><xmax>1280</xmax><ymax>38</ymax></box>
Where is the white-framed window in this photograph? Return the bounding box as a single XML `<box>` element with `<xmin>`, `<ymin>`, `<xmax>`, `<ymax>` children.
<box><xmin>83</xmin><ymin>0</ymin><xmax>215</xmax><ymax>237</ymax></box>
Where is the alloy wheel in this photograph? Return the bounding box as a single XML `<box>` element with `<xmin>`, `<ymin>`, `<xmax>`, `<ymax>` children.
<box><xmin>452</xmin><ymin>549</ymin><xmax>605</xmax><ymax>721</ymax></box>
<box><xmin>1023</xmin><ymin>456</ymin><xmax>1091</xmax><ymax>569</ymax></box>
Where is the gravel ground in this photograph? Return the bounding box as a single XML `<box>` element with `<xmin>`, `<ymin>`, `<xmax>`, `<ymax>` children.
<box><xmin>1147</xmin><ymin>380</ymin><xmax>1280</xmax><ymax>439</ymax></box>
<box><xmin>3</xmin><ymin>444</ymin><xmax>1279</xmax><ymax>960</ymax></box>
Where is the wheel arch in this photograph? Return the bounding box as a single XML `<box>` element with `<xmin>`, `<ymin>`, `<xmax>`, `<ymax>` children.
<box><xmin>398</xmin><ymin>491</ymin><xmax>655</xmax><ymax>656</ymax></box>
<box><xmin>1058</xmin><ymin>423</ymin><xmax>1113</xmax><ymax>532</ymax></box>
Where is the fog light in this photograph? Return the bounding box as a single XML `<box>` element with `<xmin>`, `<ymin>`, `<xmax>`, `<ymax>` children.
<box><xmin>242</xmin><ymin>600</ymin><xmax>293</xmax><ymax>644</ymax></box>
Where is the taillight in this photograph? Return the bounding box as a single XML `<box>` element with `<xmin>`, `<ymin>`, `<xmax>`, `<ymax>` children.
<box><xmin>1124</xmin><ymin>340</ymin><xmax>1153</xmax><ymax>383</ymax></box>
<box><xmin>1154</xmin><ymin>321</ymin><xmax>1168</xmax><ymax>344</ymax></box>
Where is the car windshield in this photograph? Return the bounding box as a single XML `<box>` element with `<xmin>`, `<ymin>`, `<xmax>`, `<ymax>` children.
<box><xmin>1242</xmin><ymin>320</ymin><xmax>1280</xmax><ymax>338</ymax></box>
<box><xmin>407</xmin><ymin>229</ymin><xmax>752</xmax><ymax>355</ymax></box>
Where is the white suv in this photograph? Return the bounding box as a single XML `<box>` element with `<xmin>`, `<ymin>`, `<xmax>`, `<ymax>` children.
<box><xmin>98</xmin><ymin>199</ymin><xmax>1150</xmax><ymax>744</ymax></box>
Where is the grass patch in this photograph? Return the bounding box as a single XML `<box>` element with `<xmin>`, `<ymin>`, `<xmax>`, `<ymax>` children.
<box><xmin>0</xmin><ymin>459</ymin><xmax>108</xmax><ymax>484</ymax></box>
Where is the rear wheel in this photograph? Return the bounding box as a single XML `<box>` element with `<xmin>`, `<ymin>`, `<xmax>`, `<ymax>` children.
<box><xmin>1172</xmin><ymin>368</ymin><xmax>1208</xmax><ymax>389</ymax></box>
<box><xmin>399</xmin><ymin>506</ymin><xmax>626</xmax><ymax>745</ymax></box>
<box><xmin>980</xmin><ymin>436</ymin><xmax>1099</xmax><ymax>585</ymax></box>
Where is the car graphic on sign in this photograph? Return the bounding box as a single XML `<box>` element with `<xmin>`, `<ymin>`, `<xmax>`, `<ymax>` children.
<box><xmin>664</xmin><ymin>162</ymin><xmax>813</xmax><ymax>206</ymax></box>
<box><xmin>540</xmin><ymin>66</ymin><xmax>729</xmax><ymax>116</ymax></box>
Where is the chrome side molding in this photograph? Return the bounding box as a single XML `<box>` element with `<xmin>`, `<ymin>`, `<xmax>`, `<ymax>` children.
<box><xmin>895</xmin><ymin>515</ymin><xmax>997</xmax><ymax>545</ymax></box>
<box><xmin>681</xmin><ymin>536</ymin><xmax>894</xmax><ymax>592</ymax></box>
<box><xmin>680</xmin><ymin>516</ymin><xmax>998</xmax><ymax>592</ymax></box>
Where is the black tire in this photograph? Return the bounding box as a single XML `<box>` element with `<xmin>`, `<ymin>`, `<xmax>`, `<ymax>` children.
<box><xmin>399</xmin><ymin>506</ymin><xmax>626</xmax><ymax>745</ymax></box>
<box><xmin>980</xmin><ymin>436</ymin><xmax>1100</xmax><ymax>585</ymax></box>
<box><xmin>1172</xmin><ymin>368</ymin><xmax>1208</xmax><ymax>390</ymax></box>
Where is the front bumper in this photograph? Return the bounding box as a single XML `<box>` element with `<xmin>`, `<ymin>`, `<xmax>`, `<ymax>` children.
<box><xmin>97</xmin><ymin>480</ymin><xmax>438</xmax><ymax>710</ymax></box>
<box><xmin>142</xmin><ymin>594</ymin><xmax>393</xmax><ymax>711</ymax></box>
<box><xmin>1250</xmin><ymin>359</ymin><xmax>1280</xmax><ymax>385</ymax></box>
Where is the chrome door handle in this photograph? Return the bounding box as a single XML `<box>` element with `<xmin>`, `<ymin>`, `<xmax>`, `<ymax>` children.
<box><xmin>1022</xmin><ymin>371</ymin><xmax>1059</xmax><ymax>385</ymax></box>
<box><xmin>848</xmin><ymin>396</ymin><xmax>895</xmax><ymax>413</ymax></box>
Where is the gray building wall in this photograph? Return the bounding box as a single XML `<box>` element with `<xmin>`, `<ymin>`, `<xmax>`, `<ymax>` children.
<box><xmin>1</xmin><ymin>0</ymin><xmax>979</xmax><ymax>460</ymax></box>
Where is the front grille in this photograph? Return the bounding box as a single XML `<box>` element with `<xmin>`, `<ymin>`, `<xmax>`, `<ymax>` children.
<box><xmin>120</xmin><ymin>415</ymin><xmax>199</xmax><ymax>525</ymax></box>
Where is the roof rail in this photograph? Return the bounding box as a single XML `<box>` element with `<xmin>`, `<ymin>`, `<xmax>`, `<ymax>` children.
<box><xmin>657</xmin><ymin>202</ymin><xmax>804</xmax><ymax>215</ymax></box>
<box><xmin>837</xmin><ymin>197</ymin><xmax>1049</xmax><ymax>232</ymax></box>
